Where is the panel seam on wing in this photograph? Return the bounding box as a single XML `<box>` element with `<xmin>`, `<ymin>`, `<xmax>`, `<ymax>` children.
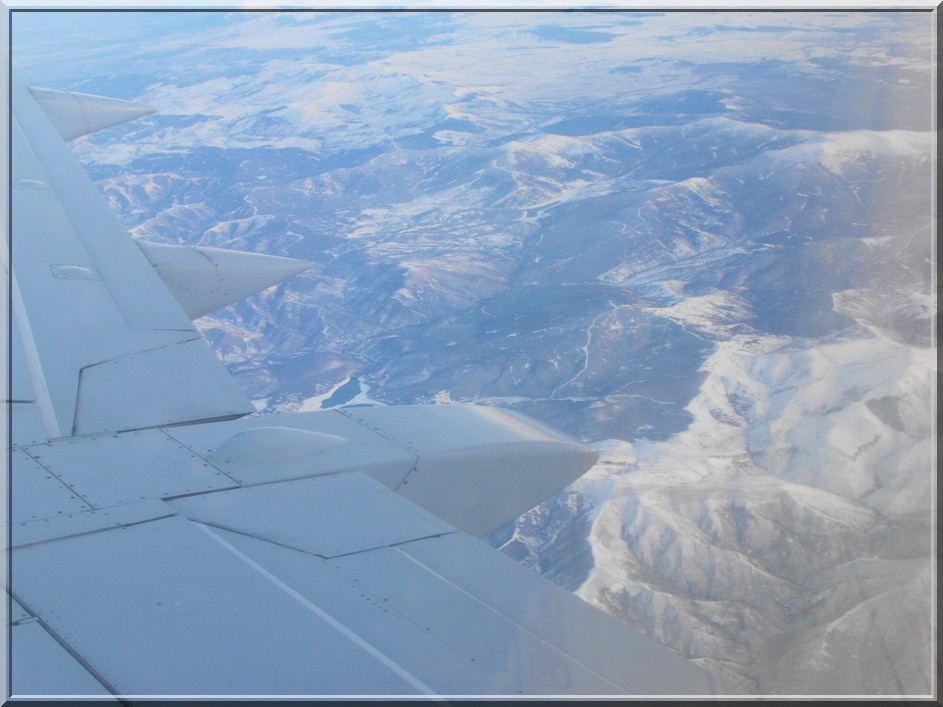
<box><xmin>8</xmin><ymin>589</ymin><xmax>119</xmax><ymax>697</ymax></box>
<box><xmin>182</xmin><ymin>516</ymin><xmax>458</xmax><ymax>560</ymax></box>
<box><xmin>333</xmin><ymin>410</ymin><xmax>420</xmax><ymax>491</ymax></box>
<box><xmin>11</xmin><ymin>512</ymin><xmax>177</xmax><ymax>550</ymax></box>
<box><xmin>18</xmin><ymin>446</ymin><xmax>98</xmax><ymax>513</ymax></box>
<box><xmin>156</xmin><ymin>428</ymin><xmax>243</xmax><ymax>487</ymax></box>
<box><xmin>390</xmin><ymin>544</ymin><xmax>629</xmax><ymax>695</ymax></box>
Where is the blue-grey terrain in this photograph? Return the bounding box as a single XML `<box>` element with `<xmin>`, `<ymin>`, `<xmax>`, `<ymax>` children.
<box><xmin>13</xmin><ymin>10</ymin><xmax>934</xmax><ymax>695</ymax></box>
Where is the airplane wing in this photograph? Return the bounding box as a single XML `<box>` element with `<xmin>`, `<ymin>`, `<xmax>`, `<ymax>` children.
<box><xmin>6</xmin><ymin>72</ymin><xmax>721</xmax><ymax>698</ymax></box>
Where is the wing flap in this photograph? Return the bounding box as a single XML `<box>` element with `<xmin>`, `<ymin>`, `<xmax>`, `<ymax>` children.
<box><xmin>73</xmin><ymin>337</ymin><xmax>254</xmax><ymax>435</ymax></box>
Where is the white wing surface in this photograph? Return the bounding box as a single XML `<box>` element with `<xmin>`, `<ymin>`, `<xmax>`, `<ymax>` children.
<box><xmin>11</xmin><ymin>75</ymin><xmax>256</xmax><ymax>440</ymax></box>
<box><xmin>6</xmin><ymin>73</ymin><xmax>722</xmax><ymax>698</ymax></box>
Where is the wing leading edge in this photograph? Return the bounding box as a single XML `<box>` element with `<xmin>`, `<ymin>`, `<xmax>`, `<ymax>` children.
<box><xmin>7</xmin><ymin>74</ymin><xmax>724</xmax><ymax>697</ymax></box>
